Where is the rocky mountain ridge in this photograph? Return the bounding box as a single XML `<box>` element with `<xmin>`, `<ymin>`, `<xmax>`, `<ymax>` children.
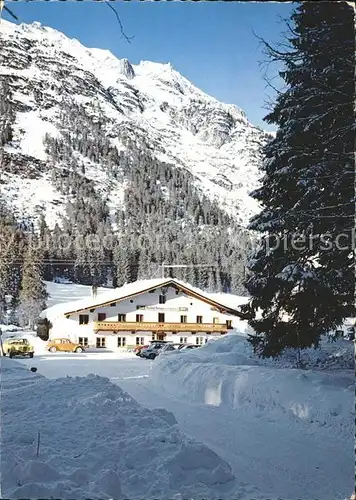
<box><xmin>0</xmin><ymin>20</ymin><xmax>270</xmax><ymax>229</ymax></box>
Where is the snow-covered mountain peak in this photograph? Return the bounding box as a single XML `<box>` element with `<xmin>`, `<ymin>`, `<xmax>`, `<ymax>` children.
<box><xmin>0</xmin><ymin>20</ymin><xmax>270</xmax><ymax>228</ymax></box>
<box><xmin>136</xmin><ymin>60</ymin><xmax>174</xmax><ymax>74</ymax></box>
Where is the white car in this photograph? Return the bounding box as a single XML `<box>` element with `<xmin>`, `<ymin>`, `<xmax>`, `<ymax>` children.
<box><xmin>158</xmin><ymin>344</ymin><xmax>178</xmax><ymax>356</ymax></box>
<box><xmin>179</xmin><ymin>344</ymin><xmax>200</xmax><ymax>351</ymax></box>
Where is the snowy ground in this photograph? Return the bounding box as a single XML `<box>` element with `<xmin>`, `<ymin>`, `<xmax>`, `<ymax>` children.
<box><xmin>2</xmin><ymin>281</ymin><xmax>354</xmax><ymax>499</ymax></box>
<box><xmin>2</xmin><ymin>357</ymin><xmax>264</xmax><ymax>500</ymax></box>
<box><xmin>9</xmin><ymin>336</ymin><xmax>353</xmax><ymax>500</ymax></box>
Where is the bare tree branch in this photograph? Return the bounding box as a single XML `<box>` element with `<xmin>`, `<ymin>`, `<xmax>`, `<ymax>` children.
<box><xmin>3</xmin><ymin>5</ymin><xmax>19</xmax><ymax>21</ymax></box>
<box><xmin>104</xmin><ymin>1</ymin><xmax>134</xmax><ymax>44</ymax></box>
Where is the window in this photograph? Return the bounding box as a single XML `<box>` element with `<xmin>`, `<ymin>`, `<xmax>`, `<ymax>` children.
<box><xmin>98</xmin><ymin>313</ymin><xmax>106</xmax><ymax>322</ymax></box>
<box><xmin>213</xmin><ymin>317</ymin><xmax>219</xmax><ymax>324</ymax></box>
<box><xmin>136</xmin><ymin>314</ymin><xmax>144</xmax><ymax>322</ymax></box>
<box><xmin>110</xmin><ymin>302</ymin><xmax>116</xmax><ymax>307</ymax></box>
<box><xmin>180</xmin><ymin>337</ymin><xmax>188</xmax><ymax>344</ymax></box>
<box><xmin>118</xmin><ymin>314</ymin><xmax>126</xmax><ymax>322</ymax></box>
<box><xmin>117</xmin><ymin>337</ymin><xmax>126</xmax><ymax>347</ymax></box>
<box><xmin>136</xmin><ymin>337</ymin><xmax>145</xmax><ymax>346</ymax></box>
<box><xmin>96</xmin><ymin>337</ymin><xmax>106</xmax><ymax>348</ymax></box>
<box><xmin>196</xmin><ymin>316</ymin><xmax>203</xmax><ymax>324</ymax></box>
<box><xmin>159</xmin><ymin>295</ymin><xmax>166</xmax><ymax>304</ymax></box>
<box><xmin>180</xmin><ymin>315</ymin><xmax>187</xmax><ymax>323</ymax></box>
<box><xmin>226</xmin><ymin>320</ymin><xmax>233</xmax><ymax>329</ymax></box>
<box><xmin>158</xmin><ymin>313</ymin><xmax>165</xmax><ymax>323</ymax></box>
<box><xmin>136</xmin><ymin>305</ymin><xmax>145</xmax><ymax>310</ymax></box>
<box><xmin>79</xmin><ymin>314</ymin><xmax>89</xmax><ymax>325</ymax></box>
<box><xmin>78</xmin><ymin>337</ymin><xmax>89</xmax><ymax>347</ymax></box>
<box><xmin>196</xmin><ymin>337</ymin><xmax>204</xmax><ymax>345</ymax></box>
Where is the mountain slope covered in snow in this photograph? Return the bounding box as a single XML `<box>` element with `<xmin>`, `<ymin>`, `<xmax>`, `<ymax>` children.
<box><xmin>0</xmin><ymin>20</ymin><xmax>270</xmax><ymax>228</ymax></box>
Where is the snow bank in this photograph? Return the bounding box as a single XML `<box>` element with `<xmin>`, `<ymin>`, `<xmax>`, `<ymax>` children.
<box><xmin>1</xmin><ymin>357</ymin><xmax>264</xmax><ymax>500</ymax></box>
<box><xmin>202</xmin><ymin>332</ymin><xmax>355</xmax><ymax>370</ymax></box>
<box><xmin>151</xmin><ymin>335</ymin><xmax>354</xmax><ymax>440</ymax></box>
<box><xmin>0</xmin><ymin>323</ymin><xmax>21</xmax><ymax>333</ymax></box>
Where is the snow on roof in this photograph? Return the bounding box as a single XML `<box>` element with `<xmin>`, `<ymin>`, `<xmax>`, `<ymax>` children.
<box><xmin>41</xmin><ymin>278</ymin><xmax>248</xmax><ymax>319</ymax></box>
<box><xmin>208</xmin><ymin>292</ymin><xmax>250</xmax><ymax>309</ymax></box>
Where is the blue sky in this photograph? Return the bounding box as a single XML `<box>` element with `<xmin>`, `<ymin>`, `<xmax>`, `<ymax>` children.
<box><xmin>3</xmin><ymin>1</ymin><xmax>296</xmax><ymax>131</ymax></box>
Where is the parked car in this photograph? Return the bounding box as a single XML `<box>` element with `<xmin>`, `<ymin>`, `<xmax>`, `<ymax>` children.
<box><xmin>140</xmin><ymin>342</ymin><xmax>172</xmax><ymax>360</ymax></box>
<box><xmin>134</xmin><ymin>344</ymin><xmax>149</xmax><ymax>356</ymax></box>
<box><xmin>178</xmin><ymin>344</ymin><xmax>200</xmax><ymax>351</ymax></box>
<box><xmin>156</xmin><ymin>343</ymin><xmax>178</xmax><ymax>356</ymax></box>
<box><xmin>47</xmin><ymin>338</ymin><xmax>84</xmax><ymax>353</ymax></box>
<box><xmin>3</xmin><ymin>338</ymin><xmax>34</xmax><ymax>358</ymax></box>
<box><xmin>136</xmin><ymin>340</ymin><xmax>171</xmax><ymax>357</ymax></box>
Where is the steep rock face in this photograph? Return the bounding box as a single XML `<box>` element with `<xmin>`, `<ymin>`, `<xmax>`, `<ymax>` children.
<box><xmin>118</xmin><ymin>58</ymin><xmax>135</xmax><ymax>80</ymax></box>
<box><xmin>0</xmin><ymin>20</ymin><xmax>271</xmax><ymax>228</ymax></box>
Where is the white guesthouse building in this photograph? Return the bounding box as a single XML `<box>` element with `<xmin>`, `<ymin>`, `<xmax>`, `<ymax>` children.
<box><xmin>42</xmin><ymin>278</ymin><xmax>247</xmax><ymax>350</ymax></box>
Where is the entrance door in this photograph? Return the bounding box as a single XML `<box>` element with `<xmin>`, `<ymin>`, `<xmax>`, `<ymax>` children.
<box><xmin>157</xmin><ymin>333</ymin><xmax>166</xmax><ymax>341</ymax></box>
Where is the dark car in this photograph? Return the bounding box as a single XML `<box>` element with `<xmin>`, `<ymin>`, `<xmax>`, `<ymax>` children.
<box><xmin>139</xmin><ymin>341</ymin><xmax>173</xmax><ymax>360</ymax></box>
<box><xmin>137</xmin><ymin>340</ymin><xmax>171</xmax><ymax>358</ymax></box>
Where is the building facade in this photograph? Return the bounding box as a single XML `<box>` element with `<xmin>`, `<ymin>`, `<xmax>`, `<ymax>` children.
<box><xmin>44</xmin><ymin>279</ymin><xmax>246</xmax><ymax>350</ymax></box>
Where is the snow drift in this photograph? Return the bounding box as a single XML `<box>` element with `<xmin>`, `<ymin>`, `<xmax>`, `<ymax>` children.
<box><xmin>2</xmin><ymin>357</ymin><xmax>264</xmax><ymax>500</ymax></box>
<box><xmin>151</xmin><ymin>335</ymin><xmax>354</xmax><ymax>439</ymax></box>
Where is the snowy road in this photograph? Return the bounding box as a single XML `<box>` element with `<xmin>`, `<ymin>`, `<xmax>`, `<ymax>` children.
<box><xmin>18</xmin><ymin>352</ymin><xmax>354</xmax><ymax>500</ymax></box>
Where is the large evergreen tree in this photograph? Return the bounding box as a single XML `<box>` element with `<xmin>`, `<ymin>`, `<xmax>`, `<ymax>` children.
<box><xmin>243</xmin><ymin>2</ymin><xmax>355</xmax><ymax>357</ymax></box>
<box><xmin>0</xmin><ymin>206</ymin><xmax>24</xmax><ymax>323</ymax></box>
<box><xmin>19</xmin><ymin>240</ymin><xmax>48</xmax><ymax>328</ymax></box>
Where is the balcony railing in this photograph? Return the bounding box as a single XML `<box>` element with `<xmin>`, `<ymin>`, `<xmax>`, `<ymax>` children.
<box><xmin>93</xmin><ymin>321</ymin><xmax>228</xmax><ymax>334</ymax></box>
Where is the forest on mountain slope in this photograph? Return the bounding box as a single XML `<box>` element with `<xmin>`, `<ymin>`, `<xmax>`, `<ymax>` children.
<box><xmin>0</xmin><ymin>81</ymin><xmax>255</xmax><ymax>325</ymax></box>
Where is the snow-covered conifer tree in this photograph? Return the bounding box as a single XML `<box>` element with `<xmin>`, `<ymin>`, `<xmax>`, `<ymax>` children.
<box><xmin>19</xmin><ymin>240</ymin><xmax>48</xmax><ymax>329</ymax></box>
<box><xmin>244</xmin><ymin>2</ymin><xmax>355</xmax><ymax>357</ymax></box>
